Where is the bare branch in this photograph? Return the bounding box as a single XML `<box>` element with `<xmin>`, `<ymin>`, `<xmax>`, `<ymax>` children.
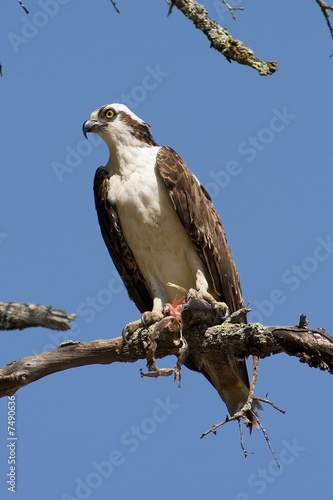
<box><xmin>200</xmin><ymin>355</ymin><xmax>261</xmax><ymax>439</ymax></box>
<box><xmin>16</xmin><ymin>0</ymin><xmax>29</xmax><ymax>14</ymax></box>
<box><xmin>168</xmin><ymin>0</ymin><xmax>277</xmax><ymax>76</ymax></box>
<box><xmin>1</xmin><ymin>319</ymin><xmax>332</xmax><ymax>398</ymax></box>
<box><xmin>257</xmin><ymin>396</ymin><xmax>286</xmax><ymax>414</ymax></box>
<box><xmin>316</xmin><ymin>0</ymin><xmax>333</xmax><ymax>37</ymax></box>
<box><xmin>198</xmin><ymin>355</ymin><xmax>280</xmax><ymax>466</ymax></box>
<box><xmin>109</xmin><ymin>0</ymin><xmax>120</xmax><ymax>14</ymax></box>
<box><xmin>222</xmin><ymin>0</ymin><xmax>244</xmax><ymax>21</ymax></box>
<box><xmin>0</xmin><ymin>302</ymin><xmax>76</xmax><ymax>331</ymax></box>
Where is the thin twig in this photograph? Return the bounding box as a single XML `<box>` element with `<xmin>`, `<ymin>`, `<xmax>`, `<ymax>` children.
<box><xmin>257</xmin><ymin>396</ymin><xmax>286</xmax><ymax>414</ymax></box>
<box><xmin>16</xmin><ymin>0</ymin><xmax>29</xmax><ymax>14</ymax></box>
<box><xmin>109</xmin><ymin>0</ymin><xmax>120</xmax><ymax>14</ymax></box>
<box><xmin>248</xmin><ymin>355</ymin><xmax>259</xmax><ymax>406</ymax></box>
<box><xmin>315</xmin><ymin>0</ymin><xmax>333</xmax><ymax>37</ymax></box>
<box><xmin>238</xmin><ymin>420</ymin><xmax>253</xmax><ymax>458</ymax></box>
<box><xmin>257</xmin><ymin>418</ymin><xmax>280</xmax><ymax>468</ymax></box>
<box><xmin>200</xmin><ymin>357</ymin><xmax>281</xmax><ymax>466</ymax></box>
<box><xmin>222</xmin><ymin>0</ymin><xmax>244</xmax><ymax>20</ymax></box>
<box><xmin>200</xmin><ymin>357</ymin><xmax>260</xmax><ymax>439</ymax></box>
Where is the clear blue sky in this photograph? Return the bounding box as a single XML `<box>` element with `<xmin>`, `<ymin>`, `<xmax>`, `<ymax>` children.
<box><xmin>1</xmin><ymin>1</ymin><xmax>332</xmax><ymax>499</ymax></box>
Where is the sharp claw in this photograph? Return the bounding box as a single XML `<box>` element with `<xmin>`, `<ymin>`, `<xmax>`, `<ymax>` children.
<box><xmin>122</xmin><ymin>325</ymin><xmax>130</xmax><ymax>343</ymax></box>
<box><xmin>141</xmin><ymin>312</ymin><xmax>149</xmax><ymax>327</ymax></box>
<box><xmin>216</xmin><ymin>304</ymin><xmax>230</xmax><ymax>320</ymax></box>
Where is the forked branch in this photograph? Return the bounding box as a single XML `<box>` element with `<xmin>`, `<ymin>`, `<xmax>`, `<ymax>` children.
<box><xmin>316</xmin><ymin>0</ymin><xmax>333</xmax><ymax>37</ymax></box>
<box><xmin>0</xmin><ymin>302</ymin><xmax>76</xmax><ymax>331</ymax></box>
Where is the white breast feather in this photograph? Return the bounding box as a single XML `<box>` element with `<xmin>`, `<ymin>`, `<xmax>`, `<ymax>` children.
<box><xmin>107</xmin><ymin>146</ymin><xmax>205</xmax><ymax>303</ymax></box>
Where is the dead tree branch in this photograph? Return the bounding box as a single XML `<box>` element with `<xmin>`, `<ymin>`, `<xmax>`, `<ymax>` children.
<box><xmin>16</xmin><ymin>0</ymin><xmax>29</xmax><ymax>14</ymax></box>
<box><xmin>316</xmin><ymin>0</ymin><xmax>333</xmax><ymax>37</ymax></box>
<box><xmin>0</xmin><ymin>319</ymin><xmax>332</xmax><ymax>398</ymax></box>
<box><xmin>0</xmin><ymin>302</ymin><xmax>76</xmax><ymax>331</ymax></box>
<box><xmin>168</xmin><ymin>0</ymin><xmax>277</xmax><ymax>76</ymax></box>
<box><xmin>221</xmin><ymin>0</ymin><xmax>244</xmax><ymax>21</ymax></box>
<box><xmin>109</xmin><ymin>0</ymin><xmax>120</xmax><ymax>14</ymax></box>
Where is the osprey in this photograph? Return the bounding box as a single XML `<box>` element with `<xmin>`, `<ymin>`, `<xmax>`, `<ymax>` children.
<box><xmin>82</xmin><ymin>103</ymin><xmax>255</xmax><ymax>426</ymax></box>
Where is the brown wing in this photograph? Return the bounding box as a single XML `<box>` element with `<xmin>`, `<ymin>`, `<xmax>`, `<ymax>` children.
<box><xmin>156</xmin><ymin>147</ymin><xmax>250</xmax><ymax>395</ymax></box>
<box><xmin>156</xmin><ymin>146</ymin><xmax>244</xmax><ymax>313</ymax></box>
<box><xmin>93</xmin><ymin>167</ymin><xmax>153</xmax><ymax>313</ymax></box>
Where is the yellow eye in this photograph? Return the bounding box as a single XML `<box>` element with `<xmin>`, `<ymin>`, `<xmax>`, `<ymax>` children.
<box><xmin>105</xmin><ymin>108</ymin><xmax>115</xmax><ymax>120</ymax></box>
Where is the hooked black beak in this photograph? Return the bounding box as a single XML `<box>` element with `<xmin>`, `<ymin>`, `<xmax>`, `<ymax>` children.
<box><xmin>82</xmin><ymin>119</ymin><xmax>101</xmax><ymax>139</ymax></box>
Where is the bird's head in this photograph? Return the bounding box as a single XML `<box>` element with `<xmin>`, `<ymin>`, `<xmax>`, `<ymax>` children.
<box><xmin>82</xmin><ymin>103</ymin><xmax>157</xmax><ymax>149</ymax></box>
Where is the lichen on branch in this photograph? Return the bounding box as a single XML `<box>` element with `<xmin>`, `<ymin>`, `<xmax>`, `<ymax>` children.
<box><xmin>0</xmin><ymin>312</ymin><xmax>332</xmax><ymax>398</ymax></box>
<box><xmin>168</xmin><ymin>0</ymin><xmax>277</xmax><ymax>76</ymax></box>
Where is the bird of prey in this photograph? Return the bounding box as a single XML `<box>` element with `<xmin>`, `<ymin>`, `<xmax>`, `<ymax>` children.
<box><xmin>82</xmin><ymin>103</ymin><xmax>256</xmax><ymax>427</ymax></box>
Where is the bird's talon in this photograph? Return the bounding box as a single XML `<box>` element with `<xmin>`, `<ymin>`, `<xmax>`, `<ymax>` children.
<box><xmin>122</xmin><ymin>319</ymin><xmax>144</xmax><ymax>342</ymax></box>
<box><xmin>186</xmin><ymin>288</ymin><xmax>229</xmax><ymax>320</ymax></box>
<box><xmin>141</xmin><ymin>311</ymin><xmax>164</xmax><ymax>327</ymax></box>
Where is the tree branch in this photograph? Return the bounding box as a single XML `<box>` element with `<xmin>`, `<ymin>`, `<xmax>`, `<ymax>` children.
<box><xmin>0</xmin><ymin>302</ymin><xmax>76</xmax><ymax>331</ymax></box>
<box><xmin>16</xmin><ymin>0</ymin><xmax>29</xmax><ymax>14</ymax></box>
<box><xmin>316</xmin><ymin>0</ymin><xmax>333</xmax><ymax>37</ymax></box>
<box><xmin>1</xmin><ymin>319</ymin><xmax>332</xmax><ymax>398</ymax></box>
<box><xmin>168</xmin><ymin>0</ymin><xmax>277</xmax><ymax>76</ymax></box>
<box><xmin>221</xmin><ymin>0</ymin><xmax>244</xmax><ymax>21</ymax></box>
<box><xmin>109</xmin><ymin>0</ymin><xmax>120</xmax><ymax>14</ymax></box>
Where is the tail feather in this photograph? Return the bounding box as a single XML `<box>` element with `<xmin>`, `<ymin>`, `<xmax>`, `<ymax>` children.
<box><xmin>192</xmin><ymin>353</ymin><xmax>260</xmax><ymax>431</ymax></box>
